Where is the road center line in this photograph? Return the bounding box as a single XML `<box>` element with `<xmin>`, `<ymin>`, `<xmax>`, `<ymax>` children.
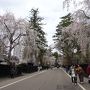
<box><xmin>0</xmin><ymin>70</ymin><xmax>46</xmax><ymax>89</ymax></box>
<box><xmin>61</xmin><ymin>68</ymin><xmax>86</xmax><ymax>90</ymax></box>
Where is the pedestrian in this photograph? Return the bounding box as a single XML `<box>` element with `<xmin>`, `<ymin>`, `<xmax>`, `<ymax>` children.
<box><xmin>86</xmin><ymin>64</ymin><xmax>90</xmax><ymax>83</ymax></box>
<box><xmin>70</xmin><ymin>65</ymin><xmax>77</xmax><ymax>85</ymax></box>
<box><xmin>76</xmin><ymin>65</ymin><xmax>84</xmax><ymax>83</ymax></box>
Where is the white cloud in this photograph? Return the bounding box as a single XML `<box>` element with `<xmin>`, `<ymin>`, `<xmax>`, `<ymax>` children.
<box><xmin>0</xmin><ymin>0</ymin><xmax>26</xmax><ymax>7</ymax></box>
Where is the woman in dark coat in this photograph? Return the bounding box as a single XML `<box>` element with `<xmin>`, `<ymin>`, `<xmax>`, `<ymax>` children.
<box><xmin>76</xmin><ymin>65</ymin><xmax>84</xmax><ymax>83</ymax></box>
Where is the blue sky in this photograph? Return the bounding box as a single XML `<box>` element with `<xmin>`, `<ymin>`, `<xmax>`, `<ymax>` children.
<box><xmin>0</xmin><ymin>0</ymin><xmax>69</xmax><ymax>46</ymax></box>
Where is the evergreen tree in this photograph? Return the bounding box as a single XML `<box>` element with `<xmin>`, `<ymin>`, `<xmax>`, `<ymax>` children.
<box><xmin>53</xmin><ymin>13</ymin><xmax>80</xmax><ymax>65</ymax></box>
<box><xmin>60</xmin><ymin>13</ymin><xmax>73</xmax><ymax>27</ymax></box>
<box><xmin>29</xmin><ymin>8</ymin><xmax>47</xmax><ymax>65</ymax></box>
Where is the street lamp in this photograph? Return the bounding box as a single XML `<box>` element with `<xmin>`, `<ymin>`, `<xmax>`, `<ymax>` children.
<box><xmin>74</xmin><ymin>49</ymin><xmax>77</xmax><ymax>53</ymax></box>
<box><xmin>73</xmin><ymin>49</ymin><xmax>77</xmax><ymax>64</ymax></box>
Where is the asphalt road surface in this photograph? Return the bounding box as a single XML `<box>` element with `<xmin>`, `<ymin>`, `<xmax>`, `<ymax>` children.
<box><xmin>0</xmin><ymin>68</ymin><xmax>87</xmax><ymax>90</ymax></box>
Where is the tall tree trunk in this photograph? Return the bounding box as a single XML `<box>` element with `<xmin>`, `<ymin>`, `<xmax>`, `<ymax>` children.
<box><xmin>7</xmin><ymin>44</ymin><xmax>12</xmax><ymax>64</ymax></box>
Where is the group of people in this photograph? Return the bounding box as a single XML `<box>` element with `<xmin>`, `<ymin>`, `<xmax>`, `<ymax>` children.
<box><xmin>69</xmin><ymin>64</ymin><xmax>89</xmax><ymax>85</ymax></box>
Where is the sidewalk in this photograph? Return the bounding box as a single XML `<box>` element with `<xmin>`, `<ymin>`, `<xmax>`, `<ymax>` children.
<box><xmin>0</xmin><ymin>77</ymin><xmax>9</xmax><ymax>83</ymax></box>
<box><xmin>0</xmin><ymin>70</ymin><xmax>47</xmax><ymax>86</ymax></box>
<box><xmin>0</xmin><ymin>72</ymin><xmax>34</xmax><ymax>83</ymax></box>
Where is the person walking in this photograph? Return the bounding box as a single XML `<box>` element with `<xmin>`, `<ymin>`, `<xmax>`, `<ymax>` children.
<box><xmin>86</xmin><ymin>64</ymin><xmax>90</xmax><ymax>83</ymax></box>
<box><xmin>70</xmin><ymin>65</ymin><xmax>77</xmax><ymax>85</ymax></box>
<box><xmin>76</xmin><ymin>65</ymin><xmax>84</xmax><ymax>83</ymax></box>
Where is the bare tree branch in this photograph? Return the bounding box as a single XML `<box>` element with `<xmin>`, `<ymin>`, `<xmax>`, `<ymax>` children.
<box><xmin>79</xmin><ymin>9</ymin><xmax>90</xmax><ymax>19</ymax></box>
<box><xmin>12</xmin><ymin>33</ymin><xmax>21</xmax><ymax>43</ymax></box>
<box><xmin>4</xmin><ymin>21</ymin><xmax>11</xmax><ymax>34</ymax></box>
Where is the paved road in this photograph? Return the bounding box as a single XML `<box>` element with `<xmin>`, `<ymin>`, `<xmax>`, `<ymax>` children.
<box><xmin>0</xmin><ymin>68</ymin><xmax>87</xmax><ymax>90</ymax></box>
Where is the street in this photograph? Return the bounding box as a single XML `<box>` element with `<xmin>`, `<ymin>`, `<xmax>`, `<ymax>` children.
<box><xmin>0</xmin><ymin>68</ymin><xmax>88</xmax><ymax>90</ymax></box>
